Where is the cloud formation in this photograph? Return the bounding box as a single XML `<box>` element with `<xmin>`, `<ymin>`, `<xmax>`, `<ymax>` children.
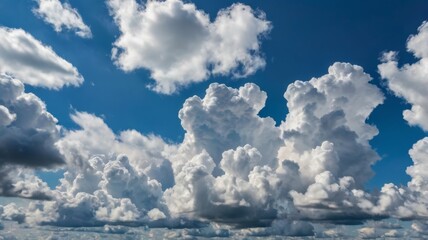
<box><xmin>379</xmin><ymin>21</ymin><xmax>428</xmax><ymax>131</ymax></box>
<box><xmin>33</xmin><ymin>0</ymin><xmax>92</xmax><ymax>38</ymax></box>
<box><xmin>374</xmin><ymin>21</ymin><xmax>428</xmax><ymax>221</ymax></box>
<box><xmin>107</xmin><ymin>0</ymin><xmax>271</xmax><ymax>94</ymax></box>
<box><xmin>0</xmin><ymin>27</ymin><xmax>83</xmax><ymax>89</ymax></box>
<box><xmin>5</xmin><ymin>62</ymin><xmax>392</xmax><ymax>236</ymax></box>
<box><xmin>3</xmin><ymin>22</ymin><xmax>428</xmax><ymax>233</ymax></box>
<box><xmin>18</xmin><ymin>112</ymin><xmax>174</xmax><ymax>227</ymax></box>
<box><xmin>280</xmin><ymin>62</ymin><xmax>384</xmax><ymax>188</ymax></box>
<box><xmin>0</xmin><ymin>74</ymin><xmax>63</xmax><ymax>199</ymax></box>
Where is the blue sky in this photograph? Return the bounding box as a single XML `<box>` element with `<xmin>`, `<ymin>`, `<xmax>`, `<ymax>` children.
<box><xmin>1</xmin><ymin>0</ymin><xmax>428</xmax><ymax>238</ymax></box>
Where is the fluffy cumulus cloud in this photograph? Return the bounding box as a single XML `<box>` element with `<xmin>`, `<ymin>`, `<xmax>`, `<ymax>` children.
<box><xmin>5</xmin><ymin>56</ymin><xmax>428</xmax><ymax>237</ymax></box>
<box><xmin>33</xmin><ymin>0</ymin><xmax>92</xmax><ymax>38</ymax></box>
<box><xmin>1</xmin><ymin>62</ymin><xmax>395</xmax><ymax>237</ymax></box>
<box><xmin>164</xmin><ymin>82</ymin><xmax>293</xmax><ymax>226</ymax></box>
<box><xmin>0</xmin><ymin>74</ymin><xmax>63</xmax><ymax>199</ymax></box>
<box><xmin>274</xmin><ymin>62</ymin><xmax>388</xmax><ymax>223</ymax></box>
<box><xmin>107</xmin><ymin>0</ymin><xmax>271</xmax><ymax>94</ymax></box>
<box><xmin>280</xmin><ymin>62</ymin><xmax>384</xmax><ymax>187</ymax></box>
<box><xmin>379</xmin><ymin>21</ymin><xmax>428</xmax><ymax>131</ymax></box>
<box><xmin>0</xmin><ymin>27</ymin><xmax>83</xmax><ymax>89</ymax></box>
<box><xmin>373</xmin><ymin>21</ymin><xmax>428</xmax><ymax>221</ymax></box>
<box><xmin>0</xmin><ymin>33</ymin><xmax>74</xmax><ymax>198</ymax></box>
<box><xmin>18</xmin><ymin>112</ymin><xmax>174</xmax><ymax>227</ymax></box>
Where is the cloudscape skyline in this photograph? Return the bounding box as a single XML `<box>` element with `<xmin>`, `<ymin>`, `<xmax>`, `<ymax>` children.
<box><xmin>0</xmin><ymin>0</ymin><xmax>428</xmax><ymax>239</ymax></box>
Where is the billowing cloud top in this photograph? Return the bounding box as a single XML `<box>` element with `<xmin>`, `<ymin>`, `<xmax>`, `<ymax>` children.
<box><xmin>33</xmin><ymin>0</ymin><xmax>92</xmax><ymax>38</ymax></box>
<box><xmin>107</xmin><ymin>0</ymin><xmax>271</xmax><ymax>94</ymax></box>
<box><xmin>0</xmin><ymin>27</ymin><xmax>83</xmax><ymax>89</ymax></box>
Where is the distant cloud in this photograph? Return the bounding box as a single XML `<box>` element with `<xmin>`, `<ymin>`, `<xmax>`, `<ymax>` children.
<box><xmin>0</xmin><ymin>27</ymin><xmax>83</xmax><ymax>89</ymax></box>
<box><xmin>107</xmin><ymin>0</ymin><xmax>271</xmax><ymax>94</ymax></box>
<box><xmin>33</xmin><ymin>0</ymin><xmax>92</xmax><ymax>38</ymax></box>
<box><xmin>379</xmin><ymin>21</ymin><xmax>428</xmax><ymax>131</ymax></box>
<box><xmin>375</xmin><ymin>21</ymin><xmax>428</xmax><ymax>221</ymax></box>
<box><xmin>358</xmin><ymin>227</ymin><xmax>381</xmax><ymax>239</ymax></box>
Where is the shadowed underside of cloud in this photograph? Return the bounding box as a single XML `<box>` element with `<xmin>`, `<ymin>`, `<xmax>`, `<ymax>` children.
<box><xmin>107</xmin><ymin>0</ymin><xmax>271</xmax><ymax>94</ymax></box>
<box><xmin>0</xmin><ymin>75</ymin><xmax>64</xmax><ymax>199</ymax></box>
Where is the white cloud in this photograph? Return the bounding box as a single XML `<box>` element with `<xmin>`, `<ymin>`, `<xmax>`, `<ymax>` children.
<box><xmin>174</xmin><ymin>82</ymin><xmax>282</xmax><ymax>176</ymax></box>
<box><xmin>3</xmin><ymin>60</ymin><xmax>422</xmax><ymax>234</ymax></box>
<box><xmin>107</xmin><ymin>0</ymin><xmax>271</xmax><ymax>94</ymax></box>
<box><xmin>19</xmin><ymin>112</ymin><xmax>174</xmax><ymax>226</ymax></box>
<box><xmin>379</xmin><ymin>21</ymin><xmax>428</xmax><ymax>131</ymax></box>
<box><xmin>279</xmin><ymin>62</ymin><xmax>384</xmax><ymax>188</ymax></box>
<box><xmin>0</xmin><ymin>27</ymin><xmax>83</xmax><ymax>89</ymax></box>
<box><xmin>33</xmin><ymin>0</ymin><xmax>92</xmax><ymax>38</ymax></box>
<box><xmin>374</xmin><ymin>21</ymin><xmax>428</xmax><ymax>221</ymax></box>
<box><xmin>1</xmin><ymin>203</ymin><xmax>26</xmax><ymax>223</ymax></box>
<box><xmin>57</xmin><ymin>112</ymin><xmax>175</xmax><ymax>189</ymax></box>
<box><xmin>359</xmin><ymin>227</ymin><xmax>381</xmax><ymax>239</ymax></box>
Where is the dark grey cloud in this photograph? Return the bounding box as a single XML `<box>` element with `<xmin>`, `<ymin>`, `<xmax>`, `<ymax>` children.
<box><xmin>0</xmin><ymin>75</ymin><xmax>64</xmax><ymax>199</ymax></box>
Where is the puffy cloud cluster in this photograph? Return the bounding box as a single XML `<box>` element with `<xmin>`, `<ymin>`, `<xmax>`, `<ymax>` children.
<box><xmin>373</xmin><ymin>21</ymin><xmax>428</xmax><ymax>221</ymax></box>
<box><xmin>0</xmin><ymin>74</ymin><xmax>63</xmax><ymax>199</ymax></box>
<box><xmin>4</xmin><ymin>19</ymin><xmax>428</xmax><ymax>232</ymax></box>
<box><xmin>57</xmin><ymin>112</ymin><xmax>175</xmax><ymax>189</ymax></box>
<box><xmin>0</xmin><ymin>27</ymin><xmax>83</xmax><ymax>89</ymax></box>
<box><xmin>274</xmin><ymin>62</ymin><xmax>387</xmax><ymax>222</ymax></box>
<box><xmin>280</xmin><ymin>62</ymin><xmax>384</xmax><ymax>188</ymax></box>
<box><xmin>25</xmin><ymin>154</ymin><xmax>166</xmax><ymax>227</ymax></box>
<box><xmin>33</xmin><ymin>0</ymin><xmax>92</xmax><ymax>38</ymax></box>
<box><xmin>174</xmin><ymin>83</ymin><xmax>282</xmax><ymax>175</ymax></box>
<box><xmin>379</xmin><ymin>21</ymin><xmax>428</xmax><ymax>131</ymax></box>
<box><xmin>5</xmin><ymin>62</ymin><xmax>392</xmax><ymax>236</ymax></box>
<box><xmin>164</xmin><ymin>83</ymin><xmax>291</xmax><ymax>226</ymax></box>
<box><xmin>107</xmin><ymin>0</ymin><xmax>271</xmax><ymax>94</ymax></box>
<box><xmin>16</xmin><ymin>111</ymin><xmax>175</xmax><ymax>226</ymax></box>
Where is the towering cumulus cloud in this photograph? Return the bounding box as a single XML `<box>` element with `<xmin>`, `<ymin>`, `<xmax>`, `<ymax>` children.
<box><xmin>165</xmin><ymin>83</ymin><xmax>285</xmax><ymax>226</ymax></box>
<box><xmin>10</xmin><ymin>62</ymin><xmax>390</xmax><ymax>237</ymax></box>
<box><xmin>281</xmin><ymin>62</ymin><xmax>384</xmax><ymax>187</ymax></box>
<box><xmin>33</xmin><ymin>0</ymin><xmax>92</xmax><ymax>38</ymax></box>
<box><xmin>107</xmin><ymin>0</ymin><xmax>271</xmax><ymax>94</ymax></box>
<box><xmin>0</xmin><ymin>74</ymin><xmax>63</xmax><ymax>199</ymax></box>
<box><xmin>0</xmin><ymin>27</ymin><xmax>83</xmax><ymax>89</ymax></box>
